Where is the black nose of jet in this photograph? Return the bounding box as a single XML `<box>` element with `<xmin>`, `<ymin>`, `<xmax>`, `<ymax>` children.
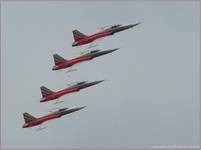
<box><xmin>131</xmin><ymin>22</ymin><xmax>141</xmax><ymax>27</ymax></box>
<box><xmin>79</xmin><ymin>106</ymin><xmax>87</xmax><ymax>110</ymax></box>
<box><xmin>96</xmin><ymin>80</ymin><xmax>105</xmax><ymax>84</ymax></box>
<box><xmin>109</xmin><ymin>48</ymin><xmax>120</xmax><ymax>53</ymax></box>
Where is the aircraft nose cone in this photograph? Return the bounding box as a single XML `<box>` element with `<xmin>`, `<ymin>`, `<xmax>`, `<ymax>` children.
<box><xmin>79</xmin><ymin>106</ymin><xmax>87</xmax><ymax>110</ymax></box>
<box><xmin>75</xmin><ymin>106</ymin><xmax>87</xmax><ymax>111</ymax></box>
<box><xmin>109</xmin><ymin>48</ymin><xmax>120</xmax><ymax>52</ymax></box>
<box><xmin>114</xmin><ymin>48</ymin><xmax>120</xmax><ymax>51</ymax></box>
<box><xmin>96</xmin><ymin>80</ymin><xmax>105</xmax><ymax>84</ymax></box>
<box><xmin>131</xmin><ymin>22</ymin><xmax>141</xmax><ymax>27</ymax></box>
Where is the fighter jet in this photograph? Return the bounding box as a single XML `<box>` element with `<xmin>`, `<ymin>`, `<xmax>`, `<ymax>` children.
<box><xmin>72</xmin><ymin>23</ymin><xmax>141</xmax><ymax>47</ymax></box>
<box><xmin>22</xmin><ymin>106</ymin><xmax>86</xmax><ymax>129</ymax></box>
<box><xmin>40</xmin><ymin>80</ymin><xmax>104</xmax><ymax>103</ymax></box>
<box><xmin>52</xmin><ymin>48</ymin><xmax>119</xmax><ymax>71</ymax></box>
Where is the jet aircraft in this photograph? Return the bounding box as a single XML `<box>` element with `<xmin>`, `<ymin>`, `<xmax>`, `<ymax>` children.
<box><xmin>22</xmin><ymin>106</ymin><xmax>86</xmax><ymax>129</ymax></box>
<box><xmin>40</xmin><ymin>80</ymin><xmax>104</xmax><ymax>103</ymax></box>
<box><xmin>52</xmin><ymin>48</ymin><xmax>119</xmax><ymax>71</ymax></box>
<box><xmin>72</xmin><ymin>23</ymin><xmax>141</xmax><ymax>47</ymax></box>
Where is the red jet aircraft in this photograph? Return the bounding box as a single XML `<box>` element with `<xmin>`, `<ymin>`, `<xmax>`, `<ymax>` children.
<box><xmin>52</xmin><ymin>48</ymin><xmax>119</xmax><ymax>71</ymax></box>
<box><xmin>22</xmin><ymin>106</ymin><xmax>86</xmax><ymax>129</ymax></box>
<box><xmin>40</xmin><ymin>80</ymin><xmax>104</xmax><ymax>103</ymax></box>
<box><xmin>72</xmin><ymin>23</ymin><xmax>141</xmax><ymax>47</ymax></box>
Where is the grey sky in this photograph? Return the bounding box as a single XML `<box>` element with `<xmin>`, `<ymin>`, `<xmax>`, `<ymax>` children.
<box><xmin>1</xmin><ymin>1</ymin><xmax>200</xmax><ymax>149</ymax></box>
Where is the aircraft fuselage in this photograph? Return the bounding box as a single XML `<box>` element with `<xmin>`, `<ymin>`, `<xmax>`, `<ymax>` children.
<box><xmin>52</xmin><ymin>48</ymin><xmax>118</xmax><ymax>71</ymax></box>
<box><xmin>72</xmin><ymin>23</ymin><xmax>140</xmax><ymax>47</ymax></box>
<box><xmin>22</xmin><ymin>107</ymin><xmax>85</xmax><ymax>128</ymax></box>
<box><xmin>40</xmin><ymin>80</ymin><xmax>104</xmax><ymax>102</ymax></box>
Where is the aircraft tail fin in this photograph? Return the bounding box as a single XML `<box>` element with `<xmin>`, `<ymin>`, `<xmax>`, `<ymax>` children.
<box><xmin>23</xmin><ymin>112</ymin><xmax>36</xmax><ymax>123</ymax></box>
<box><xmin>40</xmin><ymin>86</ymin><xmax>54</xmax><ymax>98</ymax></box>
<box><xmin>53</xmin><ymin>54</ymin><xmax>66</xmax><ymax>65</ymax></box>
<box><xmin>73</xmin><ymin>30</ymin><xmax>87</xmax><ymax>42</ymax></box>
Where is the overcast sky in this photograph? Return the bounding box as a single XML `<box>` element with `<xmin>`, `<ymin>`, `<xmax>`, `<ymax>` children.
<box><xmin>1</xmin><ymin>1</ymin><xmax>200</xmax><ymax>149</ymax></box>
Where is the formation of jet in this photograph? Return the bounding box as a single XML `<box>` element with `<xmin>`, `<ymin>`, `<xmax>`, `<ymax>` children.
<box><xmin>23</xmin><ymin>22</ymin><xmax>140</xmax><ymax>130</ymax></box>
<box><xmin>52</xmin><ymin>48</ymin><xmax>119</xmax><ymax>71</ymax></box>
<box><xmin>40</xmin><ymin>80</ymin><xmax>104</xmax><ymax>103</ymax></box>
<box><xmin>22</xmin><ymin>106</ymin><xmax>86</xmax><ymax>129</ymax></box>
<box><xmin>72</xmin><ymin>23</ymin><xmax>141</xmax><ymax>47</ymax></box>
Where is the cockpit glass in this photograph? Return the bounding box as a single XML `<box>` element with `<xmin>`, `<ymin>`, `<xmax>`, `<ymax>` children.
<box><xmin>111</xmin><ymin>24</ymin><xmax>121</xmax><ymax>28</ymax></box>
<box><xmin>77</xmin><ymin>81</ymin><xmax>86</xmax><ymax>85</ymax></box>
<box><xmin>91</xmin><ymin>50</ymin><xmax>100</xmax><ymax>53</ymax></box>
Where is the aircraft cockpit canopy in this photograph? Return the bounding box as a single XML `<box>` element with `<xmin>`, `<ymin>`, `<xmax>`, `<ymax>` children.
<box><xmin>76</xmin><ymin>81</ymin><xmax>87</xmax><ymax>86</ymax></box>
<box><xmin>59</xmin><ymin>108</ymin><xmax>68</xmax><ymax>111</ymax></box>
<box><xmin>111</xmin><ymin>24</ymin><xmax>121</xmax><ymax>28</ymax></box>
<box><xmin>90</xmin><ymin>50</ymin><xmax>101</xmax><ymax>53</ymax></box>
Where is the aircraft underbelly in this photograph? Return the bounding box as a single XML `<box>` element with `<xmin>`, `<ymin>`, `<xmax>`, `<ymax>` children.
<box><xmin>71</xmin><ymin>55</ymin><xmax>92</xmax><ymax>64</ymax></box>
